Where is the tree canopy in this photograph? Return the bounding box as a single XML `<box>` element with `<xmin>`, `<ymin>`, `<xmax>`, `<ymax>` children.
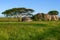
<box><xmin>2</xmin><ymin>8</ymin><xmax>34</xmax><ymax>17</ymax></box>
<box><xmin>48</xmin><ymin>10</ymin><xmax>59</xmax><ymax>15</ymax></box>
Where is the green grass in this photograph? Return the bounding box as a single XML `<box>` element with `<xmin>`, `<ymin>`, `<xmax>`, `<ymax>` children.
<box><xmin>0</xmin><ymin>21</ymin><xmax>60</xmax><ymax>40</ymax></box>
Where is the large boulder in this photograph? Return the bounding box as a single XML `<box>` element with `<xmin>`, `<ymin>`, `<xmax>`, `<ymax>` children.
<box><xmin>33</xmin><ymin>13</ymin><xmax>59</xmax><ymax>21</ymax></box>
<box><xmin>43</xmin><ymin>14</ymin><xmax>59</xmax><ymax>21</ymax></box>
<box><xmin>22</xmin><ymin>17</ymin><xmax>32</xmax><ymax>22</ymax></box>
<box><xmin>36</xmin><ymin>13</ymin><xmax>45</xmax><ymax>21</ymax></box>
<box><xmin>44</xmin><ymin>14</ymin><xmax>51</xmax><ymax>21</ymax></box>
<box><xmin>33</xmin><ymin>13</ymin><xmax>52</xmax><ymax>21</ymax></box>
<box><xmin>51</xmin><ymin>15</ymin><xmax>59</xmax><ymax>21</ymax></box>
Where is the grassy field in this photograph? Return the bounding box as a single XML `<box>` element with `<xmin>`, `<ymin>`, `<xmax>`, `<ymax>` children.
<box><xmin>0</xmin><ymin>21</ymin><xmax>60</xmax><ymax>40</ymax></box>
<box><xmin>0</xmin><ymin>18</ymin><xmax>18</xmax><ymax>22</ymax></box>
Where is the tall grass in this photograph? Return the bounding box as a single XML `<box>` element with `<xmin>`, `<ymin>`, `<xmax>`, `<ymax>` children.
<box><xmin>0</xmin><ymin>18</ymin><xmax>18</xmax><ymax>22</ymax></box>
<box><xmin>0</xmin><ymin>21</ymin><xmax>60</xmax><ymax>40</ymax></box>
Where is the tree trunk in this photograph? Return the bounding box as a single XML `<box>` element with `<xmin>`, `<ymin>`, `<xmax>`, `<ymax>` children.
<box><xmin>16</xmin><ymin>13</ymin><xmax>20</xmax><ymax>22</ymax></box>
<box><xmin>17</xmin><ymin>16</ymin><xmax>20</xmax><ymax>22</ymax></box>
<box><xmin>17</xmin><ymin>14</ymin><xmax>22</xmax><ymax>22</ymax></box>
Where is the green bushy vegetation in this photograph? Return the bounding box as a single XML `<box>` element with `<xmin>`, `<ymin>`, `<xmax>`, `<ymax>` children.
<box><xmin>0</xmin><ymin>21</ymin><xmax>60</xmax><ymax>40</ymax></box>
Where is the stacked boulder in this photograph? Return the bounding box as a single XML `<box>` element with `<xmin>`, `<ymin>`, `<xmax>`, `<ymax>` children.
<box><xmin>22</xmin><ymin>17</ymin><xmax>32</xmax><ymax>22</ymax></box>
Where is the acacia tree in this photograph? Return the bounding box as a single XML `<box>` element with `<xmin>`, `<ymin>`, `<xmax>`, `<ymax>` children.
<box><xmin>48</xmin><ymin>10</ymin><xmax>59</xmax><ymax>21</ymax></box>
<box><xmin>2</xmin><ymin>8</ymin><xmax>34</xmax><ymax>21</ymax></box>
<box><xmin>48</xmin><ymin>10</ymin><xmax>59</xmax><ymax>15</ymax></box>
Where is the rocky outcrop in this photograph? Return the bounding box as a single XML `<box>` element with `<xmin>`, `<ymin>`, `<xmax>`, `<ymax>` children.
<box><xmin>35</xmin><ymin>13</ymin><xmax>59</xmax><ymax>21</ymax></box>
<box><xmin>51</xmin><ymin>15</ymin><xmax>59</xmax><ymax>21</ymax></box>
<box><xmin>22</xmin><ymin>17</ymin><xmax>32</xmax><ymax>22</ymax></box>
<box><xmin>44</xmin><ymin>14</ymin><xmax>51</xmax><ymax>21</ymax></box>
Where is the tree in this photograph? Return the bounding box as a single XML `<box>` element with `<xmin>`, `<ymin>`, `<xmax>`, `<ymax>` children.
<box><xmin>2</xmin><ymin>8</ymin><xmax>34</xmax><ymax>21</ymax></box>
<box><xmin>2</xmin><ymin>9</ymin><xmax>12</xmax><ymax>17</ymax></box>
<box><xmin>48</xmin><ymin>10</ymin><xmax>59</xmax><ymax>21</ymax></box>
<box><xmin>48</xmin><ymin>10</ymin><xmax>59</xmax><ymax>15</ymax></box>
<box><xmin>26</xmin><ymin>9</ymin><xmax>34</xmax><ymax>17</ymax></box>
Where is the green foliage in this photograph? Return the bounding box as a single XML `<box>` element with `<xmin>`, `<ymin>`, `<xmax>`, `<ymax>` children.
<box><xmin>0</xmin><ymin>21</ymin><xmax>60</xmax><ymax>40</ymax></box>
<box><xmin>48</xmin><ymin>10</ymin><xmax>59</xmax><ymax>15</ymax></box>
<box><xmin>2</xmin><ymin>8</ymin><xmax>34</xmax><ymax>17</ymax></box>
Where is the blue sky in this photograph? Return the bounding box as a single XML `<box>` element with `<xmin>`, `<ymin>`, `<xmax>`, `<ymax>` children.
<box><xmin>0</xmin><ymin>0</ymin><xmax>60</xmax><ymax>17</ymax></box>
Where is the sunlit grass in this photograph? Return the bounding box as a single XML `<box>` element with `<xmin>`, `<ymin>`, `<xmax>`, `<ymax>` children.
<box><xmin>0</xmin><ymin>21</ymin><xmax>60</xmax><ymax>40</ymax></box>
